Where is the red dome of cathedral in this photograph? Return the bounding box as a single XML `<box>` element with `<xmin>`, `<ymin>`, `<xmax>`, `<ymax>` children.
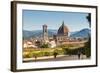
<box><xmin>57</xmin><ymin>21</ymin><xmax>69</xmax><ymax>36</ymax></box>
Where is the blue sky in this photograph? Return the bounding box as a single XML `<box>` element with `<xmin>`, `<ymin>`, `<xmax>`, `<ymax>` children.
<box><xmin>23</xmin><ymin>10</ymin><xmax>89</xmax><ymax>32</ymax></box>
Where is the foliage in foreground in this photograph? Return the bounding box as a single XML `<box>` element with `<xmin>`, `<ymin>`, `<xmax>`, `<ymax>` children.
<box><xmin>23</xmin><ymin>41</ymin><xmax>91</xmax><ymax>58</ymax></box>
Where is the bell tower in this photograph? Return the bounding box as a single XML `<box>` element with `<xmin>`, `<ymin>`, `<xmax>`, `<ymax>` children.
<box><xmin>43</xmin><ymin>24</ymin><xmax>48</xmax><ymax>43</ymax></box>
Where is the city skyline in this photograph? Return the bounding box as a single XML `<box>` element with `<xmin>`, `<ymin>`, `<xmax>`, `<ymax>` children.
<box><xmin>23</xmin><ymin>10</ymin><xmax>90</xmax><ymax>32</ymax></box>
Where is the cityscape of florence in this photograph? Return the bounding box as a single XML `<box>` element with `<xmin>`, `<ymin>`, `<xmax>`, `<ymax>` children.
<box><xmin>22</xmin><ymin>10</ymin><xmax>91</xmax><ymax>62</ymax></box>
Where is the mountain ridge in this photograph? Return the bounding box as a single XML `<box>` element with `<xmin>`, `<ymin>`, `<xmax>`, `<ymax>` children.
<box><xmin>23</xmin><ymin>28</ymin><xmax>90</xmax><ymax>39</ymax></box>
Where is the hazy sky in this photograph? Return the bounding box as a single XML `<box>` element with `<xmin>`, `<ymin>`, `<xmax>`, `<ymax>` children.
<box><xmin>22</xmin><ymin>10</ymin><xmax>89</xmax><ymax>32</ymax></box>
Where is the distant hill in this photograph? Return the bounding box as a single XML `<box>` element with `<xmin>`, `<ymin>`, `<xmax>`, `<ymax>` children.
<box><xmin>23</xmin><ymin>29</ymin><xmax>57</xmax><ymax>39</ymax></box>
<box><xmin>23</xmin><ymin>28</ymin><xmax>91</xmax><ymax>39</ymax></box>
<box><xmin>70</xmin><ymin>28</ymin><xmax>91</xmax><ymax>38</ymax></box>
<box><xmin>23</xmin><ymin>30</ymin><xmax>34</xmax><ymax>39</ymax></box>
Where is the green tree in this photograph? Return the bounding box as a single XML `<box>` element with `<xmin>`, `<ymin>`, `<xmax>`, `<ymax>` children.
<box><xmin>63</xmin><ymin>48</ymin><xmax>68</xmax><ymax>55</ymax></box>
<box><xmin>40</xmin><ymin>44</ymin><xmax>49</xmax><ymax>48</ymax></box>
<box><xmin>84</xmin><ymin>36</ymin><xmax>91</xmax><ymax>58</ymax></box>
<box><xmin>85</xmin><ymin>13</ymin><xmax>91</xmax><ymax>58</ymax></box>
<box><xmin>86</xmin><ymin>13</ymin><xmax>91</xmax><ymax>27</ymax></box>
<box><xmin>53</xmin><ymin>49</ymin><xmax>59</xmax><ymax>58</ymax></box>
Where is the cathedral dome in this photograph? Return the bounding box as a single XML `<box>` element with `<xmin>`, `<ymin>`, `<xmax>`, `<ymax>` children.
<box><xmin>57</xmin><ymin>21</ymin><xmax>69</xmax><ymax>36</ymax></box>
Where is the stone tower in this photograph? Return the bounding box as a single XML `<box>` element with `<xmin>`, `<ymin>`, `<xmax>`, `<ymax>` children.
<box><xmin>43</xmin><ymin>24</ymin><xmax>48</xmax><ymax>43</ymax></box>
